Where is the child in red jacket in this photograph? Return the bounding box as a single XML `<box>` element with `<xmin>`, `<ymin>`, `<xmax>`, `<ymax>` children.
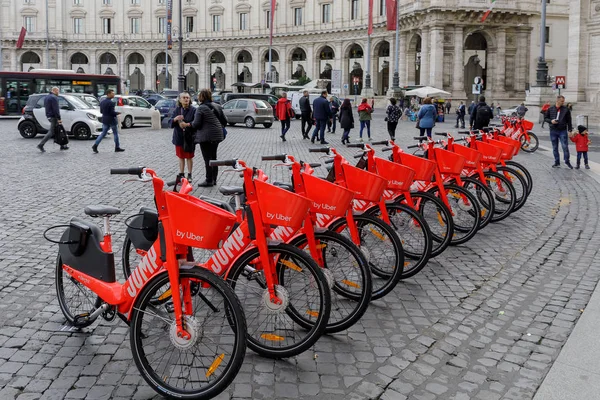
<box><xmin>569</xmin><ymin>125</ymin><xmax>591</xmax><ymax>169</ymax></box>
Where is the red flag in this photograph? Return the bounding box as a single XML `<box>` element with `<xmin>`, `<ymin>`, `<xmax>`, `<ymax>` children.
<box><xmin>269</xmin><ymin>0</ymin><xmax>276</xmax><ymax>45</ymax></box>
<box><xmin>368</xmin><ymin>0</ymin><xmax>374</xmax><ymax>35</ymax></box>
<box><xmin>16</xmin><ymin>27</ymin><xmax>26</xmax><ymax>49</ymax></box>
<box><xmin>386</xmin><ymin>0</ymin><xmax>397</xmax><ymax>31</ymax></box>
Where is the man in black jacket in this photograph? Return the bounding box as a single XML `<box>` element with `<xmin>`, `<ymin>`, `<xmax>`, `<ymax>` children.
<box><xmin>470</xmin><ymin>96</ymin><xmax>494</xmax><ymax>130</ymax></box>
<box><xmin>37</xmin><ymin>87</ymin><xmax>67</xmax><ymax>152</ymax></box>
<box><xmin>93</xmin><ymin>89</ymin><xmax>124</xmax><ymax>153</ymax></box>
<box><xmin>299</xmin><ymin>90</ymin><xmax>312</xmax><ymax>139</ymax></box>
<box><xmin>311</xmin><ymin>90</ymin><xmax>332</xmax><ymax>144</ymax></box>
<box><xmin>545</xmin><ymin>95</ymin><xmax>573</xmax><ymax>168</ymax></box>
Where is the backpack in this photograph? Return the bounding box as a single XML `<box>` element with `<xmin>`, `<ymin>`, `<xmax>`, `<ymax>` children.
<box><xmin>53</xmin><ymin>124</ymin><xmax>69</xmax><ymax>146</ymax></box>
<box><xmin>475</xmin><ymin>104</ymin><xmax>493</xmax><ymax>126</ymax></box>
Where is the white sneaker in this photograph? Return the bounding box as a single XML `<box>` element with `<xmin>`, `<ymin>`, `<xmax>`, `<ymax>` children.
<box><xmin>359</xmin><ymin>138</ymin><xmax>364</xmax><ymax>142</ymax></box>
<box><xmin>368</xmin><ymin>137</ymin><xmax>372</xmax><ymax>141</ymax></box>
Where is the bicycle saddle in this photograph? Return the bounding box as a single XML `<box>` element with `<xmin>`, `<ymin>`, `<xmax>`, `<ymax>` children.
<box><xmin>219</xmin><ymin>186</ymin><xmax>244</xmax><ymax>196</ymax></box>
<box><xmin>273</xmin><ymin>182</ymin><xmax>294</xmax><ymax>192</ymax></box>
<box><xmin>199</xmin><ymin>195</ymin><xmax>235</xmax><ymax>214</ymax></box>
<box><xmin>84</xmin><ymin>205</ymin><xmax>121</xmax><ymax>218</ymax></box>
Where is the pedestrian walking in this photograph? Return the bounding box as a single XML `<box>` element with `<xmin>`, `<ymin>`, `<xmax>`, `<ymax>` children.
<box><xmin>455</xmin><ymin>101</ymin><xmax>466</xmax><ymax>129</ymax></box>
<box><xmin>468</xmin><ymin>101</ymin><xmax>476</xmax><ymax>128</ymax></box>
<box><xmin>299</xmin><ymin>90</ymin><xmax>312</xmax><ymax>139</ymax></box>
<box><xmin>93</xmin><ymin>89</ymin><xmax>124</xmax><ymax>153</ymax></box>
<box><xmin>385</xmin><ymin>98</ymin><xmax>402</xmax><ymax>140</ymax></box>
<box><xmin>569</xmin><ymin>125</ymin><xmax>591</xmax><ymax>169</ymax></box>
<box><xmin>471</xmin><ymin>95</ymin><xmax>494</xmax><ymax>131</ymax></box>
<box><xmin>416</xmin><ymin>97</ymin><xmax>437</xmax><ymax>138</ymax></box>
<box><xmin>516</xmin><ymin>102</ymin><xmax>528</xmax><ymax>118</ymax></box>
<box><xmin>339</xmin><ymin>98</ymin><xmax>354</xmax><ymax>144</ymax></box>
<box><xmin>541</xmin><ymin>101</ymin><xmax>551</xmax><ymax>127</ymax></box>
<box><xmin>311</xmin><ymin>90</ymin><xmax>332</xmax><ymax>145</ymax></box>
<box><xmin>37</xmin><ymin>87</ymin><xmax>68</xmax><ymax>152</ymax></box>
<box><xmin>171</xmin><ymin>92</ymin><xmax>196</xmax><ymax>182</ymax></box>
<box><xmin>192</xmin><ymin>89</ymin><xmax>227</xmax><ymax>187</ymax></box>
<box><xmin>545</xmin><ymin>95</ymin><xmax>573</xmax><ymax>169</ymax></box>
<box><xmin>327</xmin><ymin>97</ymin><xmax>339</xmax><ymax>133</ymax></box>
<box><xmin>445</xmin><ymin>100</ymin><xmax>452</xmax><ymax>115</ymax></box>
<box><xmin>496</xmin><ymin>103</ymin><xmax>502</xmax><ymax>118</ymax></box>
<box><xmin>275</xmin><ymin>92</ymin><xmax>293</xmax><ymax>141</ymax></box>
<box><xmin>357</xmin><ymin>98</ymin><xmax>373</xmax><ymax>141</ymax></box>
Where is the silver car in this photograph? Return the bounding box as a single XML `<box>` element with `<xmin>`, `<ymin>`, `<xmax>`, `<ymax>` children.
<box><xmin>222</xmin><ymin>99</ymin><xmax>274</xmax><ymax>128</ymax></box>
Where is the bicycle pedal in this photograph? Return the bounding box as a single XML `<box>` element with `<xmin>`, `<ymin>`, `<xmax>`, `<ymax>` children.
<box><xmin>73</xmin><ymin>313</ymin><xmax>91</xmax><ymax>325</ymax></box>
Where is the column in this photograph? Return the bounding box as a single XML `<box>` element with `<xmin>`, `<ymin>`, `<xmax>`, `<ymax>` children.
<box><xmin>494</xmin><ymin>28</ymin><xmax>507</xmax><ymax>96</ymax></box>
<box><xmin>306</xmin><ymin>43</ymin><xmax>315</xmax><ymax>80</ymax></box>
<box><xmin>452</xmin><ymin>26</ymin><xmax>465</xmax><ymax>98</ymax></box>
<box><xmin>251</xmin><ymin>47</ymin><xmax>260</xmax><ymax>84</ymax></box>
<box><xmin>57</xmin><ymin>48</ymin><xmax>65</xmax><ymax>69</ymax></box>
<box><xmin>515</xmin><ymin>28</ymin><xmax>529</xmax><ymax>92</ymax></box>
<box><xmin>429</xmin><ymin>26</ymin><xmax>444</xmax><ymax>89</ymax></box>
<box><xmin>398</xmin><ymin>31</ymin><xmax>407</xmax><ymax>87</ymax></box>
<box><xmin>10</xmin><ymin>48</ymin><xmax>17</xmax><ymax>71</ymax></box>
<box><xmin>198</xmin><ymin>47</ymin><xmax>207</xmax><ymax>91</ymax></box>
<box><xmin>225</xmin><ymin>47</ymin><xmax>234</xmax><ymax>89</ymax></box>
<box><xmin>420</xmin><ymin>28</ymin><xmax>430</xmax><ymax>86</ymax></box>
<box><xmin>565</xmin><ymin>0</ymin><xmax>586</xmax><ymax>101</ymax></box>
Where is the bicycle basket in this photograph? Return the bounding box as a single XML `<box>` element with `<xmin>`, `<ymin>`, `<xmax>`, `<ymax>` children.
<box><xmin>497</xmin><ymin>135</ymin><xmax>521</xmax><ymax>156</ymax></box>
<box><xmin>125</xmin><ymin>208</ymin><xmax>159</xmax><ymax>252</ymax></box>
<box><xmin>474</xmin><ymin>141</ymin><xmax>502</xmax><ymax>164</ymax></box>
<box><xmin>487</xmin><ymin>139</ymin><xmax>515</xmax><ymax>160</ymax></box>
<box><xmin>397</xmin><ymin>152</ymin><xmax>437</xmax><ymax>182</ymax></box>
<box><xmin>255</xmin><ymin>179</ymin><xmax>312</xmax><ymax>228</ymax></box>
<box><xmin>341</xmin><ymin>164</ymin><xmax>388</xmax><ymax>202</ymax></box>
<box><xmin>433</xmin><ymin>148</ymin><xmax>466</xmax><ymax>176</ymax></box>
<box><xmin>374</xmin><ymin>157</ymin><xmax>416</xmax><ymax>191</ymax></box>
<box><xmin>164</xmin><ymin>192</ymin><xmax>237</xmax><ymax>249</ymax></box>
<box><xmin>452</xmin><ymin>144</ymin><xmax>482</xmax><ymax>169</ymax></box>
<box><xmin>302</xmin><ymin>172</ymin><xmax>354</xmax><ymax>217</ymax></box>
<box><xmin>521</xmin><ymin>120</ymin><xmax>534</xmax><ymax>130</ymax></box>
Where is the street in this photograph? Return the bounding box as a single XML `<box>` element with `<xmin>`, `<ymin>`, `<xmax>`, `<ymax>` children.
<box><xmin>0</xmin><ymin>114</ymin><xmax>599</xmax><ymax>400</ymax></box>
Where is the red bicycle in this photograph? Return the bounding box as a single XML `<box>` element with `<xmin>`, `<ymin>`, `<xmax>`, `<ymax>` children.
<box><xmin>46</xmin><ymin>167</ymin><xmax>247</xmax><ymax>399</ymax></box>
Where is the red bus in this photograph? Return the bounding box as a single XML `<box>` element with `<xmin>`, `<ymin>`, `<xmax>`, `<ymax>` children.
<box><xmin>0</xmin><ymin>70</ymin><xmax>121</xmax><ymax>115</ymax></box>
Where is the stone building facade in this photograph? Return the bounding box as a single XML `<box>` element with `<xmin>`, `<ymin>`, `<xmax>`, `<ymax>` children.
<box><xmin>0</xmin><ymin>0</ymin><xmax>570</xmax><ymax>102</ymax></box>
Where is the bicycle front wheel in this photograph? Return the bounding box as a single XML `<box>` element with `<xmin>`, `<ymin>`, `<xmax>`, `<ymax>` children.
<box><xmin>291</xmin><ymin>231</ymin><xmax>372</xmax><ymax>334</ymax></box>
<box><xmin>497</xmin><ymin>166</ymin><xmax>529</xmax><ymax>212</ymax></box>
<box><xmin>483</xmin><ymin>171</ymin><xmax>516</xmax><ymax>222</ymax></box>
<box><xmin>130</xmin><ymin>267</ymin><xmax>247</xmax><ymax>400</ymax></box>
<box><xmin>462</xmin><ymin>177</ymin><xmax>495</xmax><ymax>230</ymax></box>
<box><xmin>409</xmin><ymin>191</ymin><xmax>455</xmax><ymax>257</ymax></box>
<box><xmin>226</xmin><ymin>243</ymin><xmax>331</xmax><ymax>359</ymax></box>
<box><xmin>505</xmin><ymin>160</ymin><xmax>533</xmax><ymax>196</ymax></box>
<box><xmin>430</xmin><ymin>184</ymin><xmax>481</xmax><ymax>245</ymax></box>
<box><xmin>520</xmin><ymin>132</ymin><xmax>539</xmax><ymax>153</ymax></box>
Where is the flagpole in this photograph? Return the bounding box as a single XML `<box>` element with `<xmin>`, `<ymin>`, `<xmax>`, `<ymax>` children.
<box><xmin>391</xmin><ymin>0</ymin><xmax>400</xmax><ymax>90</ymax></box>
<box><xmin>267</xmin><ymin>0</ymin><xmax>274</xmax><ymax>85</ymax></box>
<box><xmin>364</xmin><ymin>0</ymin><xmax>372</xmax><ymax>92</ymax></box>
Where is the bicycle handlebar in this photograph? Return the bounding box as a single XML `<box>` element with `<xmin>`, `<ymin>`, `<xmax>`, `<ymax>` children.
<box><xmin>110</xmin><ymin>167</ymin><xmax>145</xmax><ymax>176</ymax></box>
<box><xmin>324</xmin><ymin>158</ymin><xmax>334</xmax><ymax>164</ymax></box>
<box><xmin>457</xmin><ymin>131</ymin><xmax>472</xmax><ymax>134</ymax></box>
<box><xmin>261</xmin><ymin>154</ymin><xmax>287</xmax><ymax>162</ymax></box>
<box><xmin>209</xmin><ymin>159</ymin><xmax>238</xmax><ymax>167</ymax></box>
<box><xmin>308</xmin><ymin>162</ymin><xmax>322</xmax><ymax>168</ymax></box>
<box><xmin>346</xmin><ymin>143</ymin><xmax>365</xmax><ymax>148</ymax></box>
<box><xmin>381</xmin><ymin>147</ymin><xmax>393</xmax><ymax>152</ymax></box>
<box><xmin>371</xmin><ymin>140</ymin><xmax>389</xmax><ymax>145</ymax></box>
<box><xmin>407</xmin><ymin>144</ymin><xmax>420</xmax><ymax>149</ymax></box>
<box><xmin>413</xmin><ymin>136</ymin><xmax>429</xmax><ymax>141</ymax></box>
<box><xmin>309</xmin><ymin>147</ymin><xmax>330</xmax><ymax>153</ymax></box>
<box><xmin>435</xmin><ymin>132</ymin><xmax>448</xmax><ymax>136</ymax></box>
<box><xmin>353</xmin><ymin>154</ymin><xmax>364</xmax><ymax>159</ymax></box>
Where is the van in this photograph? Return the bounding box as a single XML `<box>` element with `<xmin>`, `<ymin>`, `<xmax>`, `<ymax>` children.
<box><xmin>221</xmin><ymin>93</ymin><xmax>278</xmax><ymax>109</ymax></box>
<box><xmin>288</xmin><ymin>92</ymin><xmax>341</xmax><ymax>118</ymax></box>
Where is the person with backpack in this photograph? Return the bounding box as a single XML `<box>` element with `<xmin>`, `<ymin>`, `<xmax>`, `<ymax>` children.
<box><xmin>471</xmin><ymin>95</ymin><xmax>494</xmax><ymax>130</ymax></box>
<box><xmin>275</xmin><ymin>92</ymin><xmax>294</xmax><ymax>142</ymax></box>
<box><xmin>545</xmin><ymin>95</ymin><xmax>573</xmax><ymax>168</ymax></box>
<box><xmin>338</xmin><ymin>98</ymin><xmax>354</xmax><ymax>144</ymax></box>
<box><xmin>516</xmin><ymin>102</ymin><xmax>528</xmax><ymax>118</ymax></box>
<box><xmin>455</xmin><ymin>101</ymin><xmax>466</xmax><ymax>129</ymax></box>
<box><xmin>385</xmin><ymin>98</ymin><xmax>402</xmax><ymax>140</ymax></box>
<box><xmin>93</xmin><ymin>89</ymin><xmax>124</xmax><ymax>153</ymax></box>
<box><xmin>192</xmin><ymin>89</ymin><xmax>227</xmax><ymax>187</ymax></box>
<box><xmin>416</xmin><ymin>97</ymin><xmax>437</xmax><ymax>138</ymax></box>
<box><xmin>37</xmin><ymin>87</ymin><xmax>68</xmax><ymax>152</ymax></box>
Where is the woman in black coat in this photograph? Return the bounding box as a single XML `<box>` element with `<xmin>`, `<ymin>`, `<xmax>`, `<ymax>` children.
<box><xmin>192</xmin><ymin>89</ymin><xmax>227</xmax><ymax>187</ymax></box>
<box><xmin>338</xmin><ymin>98</ymin><xmax>354</xmax><ymax>144</ymax></box>
<box><xmin>171</xmin><ymin>92</ymin><xmax>196</xmax><ymax>182</ymax></box>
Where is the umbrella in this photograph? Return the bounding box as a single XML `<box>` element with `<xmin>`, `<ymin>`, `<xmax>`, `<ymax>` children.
<box><xmin>404</xmin><ymin>86</ymin><xmax>452</xmax><ymax>98</ymax></box>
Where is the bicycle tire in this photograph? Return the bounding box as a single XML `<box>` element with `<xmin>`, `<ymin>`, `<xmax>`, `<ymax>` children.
<box><xmin>122</xmin><ymin>235</ymin><xmax>136</xmax><ymax>278</ymax></box>
<box><xmin>226</xmin><ymin>243</ymin><xmax>331</xmax><ymax>358</ymax></box>
<box><xmin>520</xmin><ymin>132</ymin><xmax>539</xmax><ymax>153</ymax></box>
<box><xmin>462</xmin><ymin>177</ymin><xmax>495</xmax><ymax>230</ymax></box>
<box><xmin>429</xmin><ymin>184</ymin><xmax>481</xmax><ymax>245</ymax></box>
<box><xmin>290</xmin><ymin>231</ymin><xmax>372</xmax><ymax>334</ymax></box>
<box><xmin>497</xmin><ymin>166</ymin><xmax>529</xmax><ymax>212</ymax></box>
<box><xmin>328</xmin><ymin>213</ymin><xmax>404</xmax><ymax>301</ymax></box>
<box><xmin>482</xmin><ymin>171</ymin><xmax>516</xmax><ymax>222</ymax></box>
<box><xmin>505</xmin><ymin>160</ymin><xmax>533</xmax><ymax>196</ymax></box>
<box><xmin>407</xmin><ymin>191</ymin><xmax>454</xmax><ymax>257</ymax></box>
<box><xmin>55</xmin><ymin>255</ymin><xmax>102</xmax><ymax>328</ymax></box>
<box><xmin>130</xmin><ymin>267</ymin><xmax>247</xmax><ymax>400</ymax></box>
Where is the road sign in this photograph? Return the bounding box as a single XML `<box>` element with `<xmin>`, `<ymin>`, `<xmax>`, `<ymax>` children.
<box><xmin>474</xmin><ymin>76</ymin><xmax>483</xmax><ymax>85</ymax></box>
<box><xmin>472</xmin><ymin>84</ymin><xmax>481</xmax><ymax>95</ymax></box>
<box><xmin>343</xmin><ymin>83</ymin><xmax>349</xmax><ymax>90</ymax></box>
<box><xmin>555</xmin><ymin>76</ymin><xmax>566</xmax><ymax>89</ymax></box>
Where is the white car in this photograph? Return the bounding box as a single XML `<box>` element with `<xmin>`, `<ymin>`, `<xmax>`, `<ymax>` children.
<box><xmin>288</xmin><ymin>92</ymin><xmax>341</xmax><ymax>118</ymax></box>
<box><xmin>102</xmin><ymin>95</ymin><xmax>156</xmax><ymax>129</ymax></box>
<box><xmin>500</xmin><ymin>106</ymin><xmax>520</xmax><ymax>117</ymax></box>
<box><xmin>18</xmin><ymin>93</ymin><xmax>103</xmax><ymax>140</ymax></box>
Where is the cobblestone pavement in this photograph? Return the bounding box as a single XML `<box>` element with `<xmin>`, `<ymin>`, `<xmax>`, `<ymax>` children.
<box><xmin>0</xmin><ymin>113</ymin><xmax>599</xmax><ymax>400</ymax></box>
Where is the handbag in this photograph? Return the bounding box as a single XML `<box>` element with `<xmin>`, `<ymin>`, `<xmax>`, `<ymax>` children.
<box><xmin>182</xmin><ymin>127</ymin><xmax>195</xmax><ymax>153</ymax></box>
<box><xmin>53</xmin><ymin>124</ymin><xmax>69</xmax><ymax>146</ymax></box>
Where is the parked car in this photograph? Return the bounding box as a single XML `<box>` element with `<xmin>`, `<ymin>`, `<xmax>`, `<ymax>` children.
<box><xmin>155</xmin><ymin>99</ymin><xmax>177</xmax><ymax>119</ymax></box>
<box><xmin>68</xmin><ymin>93</ymin><xmax>100</xmax><ymax>109</ymax></box>
<box><xmin>17</xmin><ymin>93</ymin><xmax>103</xmax><ymax>140</ymax></box>
<box><xmin>140</xmin><ymin>89</ymin><xmax>157</xmax><ymax>97</ymax></box>
<box><xmin>500</xmin><ymin>106</ymin><xmax>520</xmax><ymax>117</ymax></box>
<box><xmin>160</xmin><ymin>89</ymin><xmax>179</xmax><ymax>99</ymax></box>
<box><xmin>221</xmin><ymin>93</ymin><xmax>278</xmax><ymax>109</ymax></box>
<box><xmin>99</xmin><ymin>95</ymin><xmax>156</xmax><ymax>129</ymax></box>
<box><xmin>221</xmin><ymin>99</ymin><xmax>274</xmax><ymax>128</ymax></box>
<box><xmin>144</xmin><ymin>94</ymin><xmax>167</xmax><ymax>106</ymax></box>
<box><xmin>288</xmin><ymin>92</ymin><xmax>341</xmax><ymax>118</ymax></box>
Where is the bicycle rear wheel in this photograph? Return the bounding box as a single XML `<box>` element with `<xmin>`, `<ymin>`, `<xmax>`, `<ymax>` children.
<box><xmin>483</xmin><ymin>171</ymin><xmax>516</xmax><ymax>222</ymax></box>
<box><xmin>429</xmin><ymin>184</ymin><xmax>481</xmax><ymax>245</ymax></box>
<box><xmin>226</xmin><ymin>243</ymin><xmax>331</xmax><ymax>359</ymax></box>
<box><xmin>291</xmin><ymin>231</ymin><xmax>372</xmax><ymax>334</ymax></box>
<box><xmin>505</xmin><ymin>160</ymin><xmax>533</xmax><ymax>196</ymax></box>
<box><xmin>462</xmin><ymin>177</ymin><xmax>495</xmax><ymax>230</ymax></box>
<box><xmin>520</xmin><ymin>132</ymin><xmax>539</xmax><ymax>153</ymax></box>
<box><xmin>497</xmin><ymin>166</ymin><xmax>528</xmax><ymax>212</ymax></box>
<box><xmin>55</xmin><ymin>255</ymin><xmax>102</xmax><ymax>328</ymax></box>
<box><xmin>409</xmin><ymin>191</ymin><xmax>454</xmax><ymax>257</ymax></box>
<box><xmin>329</xmin><ymin>214</ymin><xmax>405</xmax><ymax>301</ymax></box>
<box><xmin>130</xmin><ymin>267</ymin><xmax>247</xmax><ymax>399</ymax></box>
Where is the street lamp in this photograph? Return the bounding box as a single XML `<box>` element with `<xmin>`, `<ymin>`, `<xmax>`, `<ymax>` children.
<box><xmin>177</xmin><ymin>0</ymin><xmax>185</xmax><ymax>92</ymax></box>
<box><xmin>535</xmin><ymin>0</ymin><xmax>549</xmax><ymax>86</ymax></box>
<box><xmin>112</xmin><ymin>34</ymin><xmax>129</xmax><ymax>92</ymax></box>
<box><xmin>391</xmin><ymin>0</ymin><xmax>401</xmax><ymax>91</ymax></box>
